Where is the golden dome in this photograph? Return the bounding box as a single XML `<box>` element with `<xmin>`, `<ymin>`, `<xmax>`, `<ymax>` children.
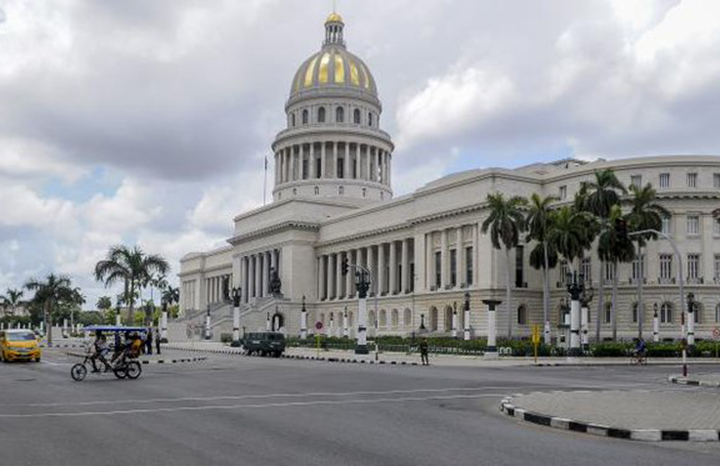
<box><xmin>326</xmin><ymin>12</ymin><xmax>343</xmax><ymax>23</ymax></box>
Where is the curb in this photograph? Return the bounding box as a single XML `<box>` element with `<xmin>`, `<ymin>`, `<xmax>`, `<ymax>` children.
<box><xmin>499</xmin><ymin>396</ymin><xmax>720</xmax><ymax>442</ymax></box>
<box><xmin>65</xmin><ymin>351</ymin><xmax>208</xmax><ymax>365</ymax></box>
<box><xmin>668</xmin><ymin>375</ymin><xmax>720</xmax><ymax>388</ymax></box>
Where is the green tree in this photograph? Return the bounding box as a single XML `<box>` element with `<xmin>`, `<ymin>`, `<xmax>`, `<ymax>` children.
<box><xmin>481</xmin><ymin>193</ymin><xmax>527</xmax><ymax>338</ymax></box>
<box><xmin>626</xmin><ymin>183</ymin><xmax>670</xmax><ymax>338</ymax></box>
<box><xmin>96</xmin><ymin>296</ymin><xmax>113</xmax><ymax>311</ymax></box>
<box><xmin>584</xmin><ymin>169</ymin><xmax>626</xmax><ymax>341</ymax></box>
<box><xmin>0</xmin><ymin>288</ymin><xmax>25</xmax><ymax>317</ymax></box>
<box><xmin>24</xmin><ymin>274</ymin><xmax>74</xmax><ymax>346</ymax></box>
<box><xmin>94</xmin><ymin>245</ymin><xmax>169</xmax><ymax>324</ymax></box>
<box><xmin>525</xmin><ymin>194</ymin><xmax>558</xmax><ymax>342</ymax></box>
<box><xmin>161</xmin><ymin>286</ymin><xmax>180</xmax><ymax>307</ymax></box>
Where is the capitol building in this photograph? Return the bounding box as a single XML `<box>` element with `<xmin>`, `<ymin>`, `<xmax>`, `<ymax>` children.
<box><xmin>178</xmin><ymin>13</ymin><xmax>720</xmax><ymax>342</ymax></box>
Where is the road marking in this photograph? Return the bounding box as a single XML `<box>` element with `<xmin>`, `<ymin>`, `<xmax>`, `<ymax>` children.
<box><xmin>0</xmin><ymin>393</ymin><xmax>502</xmax><ymax>419</ymax></box>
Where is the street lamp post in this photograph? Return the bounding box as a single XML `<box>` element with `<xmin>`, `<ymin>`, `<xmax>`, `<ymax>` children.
<box><xmin>652</xmin><ymin>303</ymin><xmax>660</xmax><ymax>343</ymax></box>
<box><xmin>463</xmin><ymin>292</ymin><xmax>471</xmax><ymax>341</ymax></box>
<box><xmin>266</xmin><ymin>311</ymin><xmax>271</xmax><ymax>331</ymax></box>
<box><xmin>231</xmin><ymin>287</ymin><xmax>242</xmax><ymax>345</ymax></box>
<box><xmin>451</xmin><ymin>302</ymin><xmax>458</xmax><ymax>339</ymax></box>
<box><xmin>482</xmin><ymin>299</ymin><xmax>502</xmax><ymax>358</ymax></box>
<box><xmin>354</xmin><ymin>268</ymin><xmax>371</xmax><ymax>354</ymax></box>
<box><xmin>566</xmin><ymin>271</ymin><xmax>584</xmax><ymax>357</ymax></box>
<box><xmin>204</xmin><ymin>305</ymin><xmax>211</xmax><ymax>340</ymax></box>
<box><xmin>300</xmin><ymin>296</ymin><xmax>308</xmax><ymax>340</ymax></box>
<box><xmin>686</xmin><ymin>293</ymin><xmax>696</xmax><ymax>350</ymax></box>
<box><xmin>580</xmin><ymin>284</ymin><xmax>593</xmax><ymax>351</ymax></box>
<box><xmin>161</xmin><ymin>300</ymin><xmax>169</xmax><ymax>343</ymax></box>
<box><xmin>343</xmin><ymin>306</ymin><xmax>349</xmax><ymax>338</ymax></box>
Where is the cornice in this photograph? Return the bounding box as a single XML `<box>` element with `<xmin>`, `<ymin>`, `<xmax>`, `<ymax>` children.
<box><xmin>227</xmin><ymin>220</ymin><xmax>320</xmax><ymax>245</ymax></box>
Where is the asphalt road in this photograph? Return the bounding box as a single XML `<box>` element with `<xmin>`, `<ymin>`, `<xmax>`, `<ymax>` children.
<box><xmin>1</xmin><ymin>349</ymin><xmax>719</xmax><ymax>466</ymax></box>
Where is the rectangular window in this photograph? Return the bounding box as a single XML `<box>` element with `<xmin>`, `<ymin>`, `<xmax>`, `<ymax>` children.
<box><xmin>687</xmin><ymin>215</ymin><xmax>700</xmax><ymax>236</ymax></box>
<box><xmin>659</xmin><ymin>254</ymin><xmax>673</xmax><ymax>281</ymax></box>
<box><xmin>515</xmin><ymin>245</ymin><xmax>524</xmax><ymax>287</ymax></box>
<box><xmin>434</xmin><ymin>252</ymin><xmax>442</xmax><ymax>288</ymax></box>
<box><xmin>560</xmin><ymin>261</ymin><xmax>569</xmax><ymax>285</ymax></box>
<box><xmin>661</xmin><ymin>304</ymin><xmax>672</xmax><ymax>324</ymax></box>
<box><xmin>631</xmin><ymin>175</ymin><xmax>642</xmax><ymax>189</ymax></box>
<box><xmin>632</xmin><ymin>254</ymin><xmax>645</xmax><ymax>280</ymax></box>
<box><xmin>465</xmin><ymin>247</ymin><xmax>473</xmax><ymax>286</ymax></box>
<box><xmin>714</xmin><ymin>255</ymin><xmax>720</xmax><ymax>281</ymax></box>
<box><xmin>714</xmin><ymin>173</ymin><xmax>720</xmax><ymax>189</ymax></box>
<box><xmin>604</xmin><ymin>262</ymin><xmax>614</xmax><ymax>282</ymax></box>
<box><xmin>661</xmin><ymin>215</ymin><xmax>671</xmax><ymax>235</ymax></box>
<box><xmin>687</xmin><ymin>254</ymin><xmax>700</xmax><ymax>280</ymax></box>
<box><xmin>632</xmin><ymin>304</ymin><xmax>638</xmax><ymax>323</ymax></box>
<box><xmin>450</xmin><ymin>249</ymin><xmax>457</xmax><ymax>287</ymax></box>
<box><xmin>659</xmin><ymin>173</ymin><xmax>670</xmax><ymax>188</ymax></box>
<box><xmin>337</xmin><ymin>158</ymin><xmax>344</xmax><ymax>179</ymax></box>
<box><xmin>687</xmin><ymin>173</ymin><xmax>697</xmax><ymax>188</ymax></box>
<box><xmin>409</xmin><ymin>263</ymin><xmax>415</xmax><ymax>292</ymax></box>
<box><xmin>604</xmin><ymin>304</ymin><xmax>611</xmax><ymax>324</ymax></box>
<box><xmin>580</xmin><ymin>257</ymin><xmax>592</xmax><ymax>284</ymax></box>
<box><xmin>316</xmin><ymin>158</ymin><xmax>322</xmax><ymax>178</ymax></box>
<box><xmin>302</xmin><ymin>159</ymin><xmax>309</xmax><ymax>180</ymax></box>
<box><xmin>559</xmin><ymin>185</ymin><xmax>567</xmax><ymax>200</ymax></box>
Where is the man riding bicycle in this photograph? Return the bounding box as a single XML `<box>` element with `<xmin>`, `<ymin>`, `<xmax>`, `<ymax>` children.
<box><xmin>634</xmin><ymin>337</ymin><xmax>647</xmax><ymax>359</ymax></box>
<box><xmin>90</xmin><ymin>332</ymin><xmax>112</xmax><ymax>373</ymax></box>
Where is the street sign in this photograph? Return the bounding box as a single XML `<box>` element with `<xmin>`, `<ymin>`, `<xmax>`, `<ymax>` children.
<box><xmin>712</xmin><ymin>327</ymin><xmax>720</xmax><ymax>341</ymax></box>
<box><xmin>532</xmin><ymin>324</ymin><xmax>541</xmax><ymax>345</ymax></box>
<box><xmin>315</xmin><ymin>321</ymin><xmax>323</xmax><ymax>331</ymax></box>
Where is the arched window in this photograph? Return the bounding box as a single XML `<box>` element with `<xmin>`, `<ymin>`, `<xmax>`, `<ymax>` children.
<box><xmin>661</xmin><ymin>302</ymin><xmax>673</xmax><ymax>324</ymax></box>
<box><xmin>368</xmin><ymin>112</ymin><xmax>373</xmax><ymax>127</ymax></box>
<box><xmin>353</xmin><ymin>108</ymin><xmax>361</xmax><ymax>124</ymax></box>
<box><xmin>336</xmin><ymin>106</ymin><xmax>344</xmax><ymax>123</ymax></box>
<box><xmin>517</xmin><ymin>305</ymin><xmax>528</xmax><ymax>325</ymax></box>
<box><xmin>291</xmin><ymin>113</ymin><xmax>296</xmax><ymax>127</ymax></box>
<box><xmin>302</xmin><ymin>109</ymin><xmax>309</xmax><ymax>125</ymax></box>
<box><xmin>430</xmin><ymin>307</ymin><xmax>438</xmax><ymax>331</ymax></box>
<box><xmin>444</xmin><ymin>306</ymin><xmax>453</xmax><ymax>331</ymax></box>
<box><xmin>314</xmin><ymin>186</ymin><xmax>319</xmax><ymax>195</ymax></box>
<box><xmin>379</xmin><ymin>309</ymin><xmax>387</xmax><ymax>328</ymax></box>
<box><xmin>318</xmin><ymin>107</ymin><xmax>326</xmax><ymax>123</ymax></box>
<box><xmin>391</xmin><ymin>309</ymin><xmax>399</xmax><ymax>328</ymax></box>
<box><xmin>404</xmin><ymin>308</ymin><xmax>412</xmax><ymax>327</ymax></box>
<box><xmin>693</xmin><ymin>302</ymin><xmax>702</xmax><ymax>324</ymax></box>
<box><xmin>604</xmin><ymin>302</ymin><xmax>612</xmax><ymax>324</ymax></box>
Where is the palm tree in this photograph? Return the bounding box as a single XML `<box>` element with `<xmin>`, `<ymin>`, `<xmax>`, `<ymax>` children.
<box><xmin>95</xmin><ymin>245</ymin><xmax>170</xmax><ymax>324</ymax></box>
<box><xmin>96</xmin><ymin>296</ymin><xmax>113</xmax><ymax>311</ymax></box>
<box><xmin>526</xmin><ymin>194</ymin><xmax>558</xmax><ymax>342</ymax></box>
<box><xmin>0</xmin><ymin>288</ymin><xmax>24</xmax><ymax>317</ymax></box>
<box><xmin>598</xmin><ymin>205</ymin><xmax>635</xmax><ymax>339</ymax></box>
<box><xmin>481</xmin><ymin>192</ymin><xmax>527</xmax><ymax>338</ymax></box>
<box><xmin>627</xmin><ymin>183</ymin><xmax>670</xmax><ymax>338</ymax></box>
<box><xmin>161</xmin><ymin>286</ymin><xmax>180</xmax><ymax>307</ymax></box>
<box><xmin>24</xmin><ymin>274</ymin><xmax>74</xmax><ymax>346</ymax></box>
<box><xmin>584</xmin><ymin>169</ymin><xmax>626</xmax><ymax>341</ymax></box>
<box><xmin>548</xmin><ymin>206</ymin><xmax>591</xmax><ymax>271</ymax></box>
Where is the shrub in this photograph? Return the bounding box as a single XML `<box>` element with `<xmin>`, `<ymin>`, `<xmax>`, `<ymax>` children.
<box><xmin>590</xmin><ymin>341</ymin><xmax>631</xmax><ymax>357</ymax></box>
<box><xmin>220</xmin><ymin>333</ymin><xmax>233</xmax><ymax>344</ymax></box>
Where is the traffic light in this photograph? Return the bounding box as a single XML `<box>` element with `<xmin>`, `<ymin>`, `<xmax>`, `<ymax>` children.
<box><xmin>341</xmin><ymin>257</ymin><xmax>349</xmax><ymax>276</ymax></box>
<box><xmin>614</xmin><ymin>217</ymin><xmax>629</xmax><ymax>241</ymax></box>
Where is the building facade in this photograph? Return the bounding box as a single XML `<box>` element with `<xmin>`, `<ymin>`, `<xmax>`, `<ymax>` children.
<box><xmin>178</xmin><ymin>13</ymin><xmax>720</xmax><ymax>342</ymax></box>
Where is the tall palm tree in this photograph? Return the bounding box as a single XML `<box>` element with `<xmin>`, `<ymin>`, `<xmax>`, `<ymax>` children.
<box><xmin>526</xmin><ymin>194</ymin><xmax>558</xmax><ymax>342</ymax></box>
<box><xmin>481</xmin><ymin>193</ymin><xmax>527</xmax><ymax>338</ymax></box>
<box><xmin>626</xmin><ymin>183</ymin><xmax>670</xmax><ymax>338</ymax></box>
<box><xmin>24</xmin><ymin>274</ymin><xmax>74</xmax><ymax>346</ymax></box>
<box><xmin>96</xmin><ymin>296</ymin><xmax>113</xmax><ymax>311</ymax></box>
<box><xmin>95</xmin><ymin>245</ymin><xmax>170</xmax><ymax>324</ymax></box>
<box><xmin>598</xmin><ymin>205</ymin><xmax>635</xmax><ymax>339</ymax></box>
<box><xmin>0</xmin><ymin>289</ymin><xmax>24</xmax><ymax>317</ymax></box>
<box><xmin>161</xmin><ymin>286</ymin><xmax>180</xmax><ymax>307</ymax></box>
<box><xmin>548</xmin><ymin>206</ymin><xmax>591</xmax><ymax>271</ymax></box>
<box><xmin>584</xmin><ymin>169</ymin><xmax>626</xmax><ymax>341</ymax></box>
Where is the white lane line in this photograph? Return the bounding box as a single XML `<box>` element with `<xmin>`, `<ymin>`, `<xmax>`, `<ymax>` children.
<box><xmin>0</xmin><ymin>386</ymin><xmax>532</xmax><ymax>408</ymax></box>
<box><xmin>0</xmin><ymin>393</ymin><xmax>501</xmax><ymax>419</ymax></box>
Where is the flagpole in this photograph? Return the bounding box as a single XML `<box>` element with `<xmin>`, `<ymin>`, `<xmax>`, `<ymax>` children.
<box><xmin>263</xmin><ymin>156</ymin><xmax>268</xmax><ymax>206</ymax></box>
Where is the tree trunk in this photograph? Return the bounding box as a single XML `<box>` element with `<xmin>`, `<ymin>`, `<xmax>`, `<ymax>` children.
<box><xmin>543</xmin><ymin>242</ymin><xmax>550</xmax><ymax>344</ymax></box>
<box><xmin>506</xmin><ymin>249</ymin><xmax>513</xmax><ymax>338</ymax></box>
<box><xmin>637</xmin><ymin>243</ymin><xmax>644</xmax><ymax>339</ymax></box>
<box><xmin>612</xmin><ymin>260</ymin><xmax>619</xmax><ymax>340</ymax></box>
<box><xmin>595</xmin><ymin>259</ymin><xmax>605</xmax><ymax>343</ymax></box>
<box><xmin>46</xmin><ymin>299</ymin><xmax>53</xmax><ymax>347</ymax></box>
<box><xmin>128</xmin><ymin>280</ymin><xmax>136</xmax><ymax>325</ymax></box>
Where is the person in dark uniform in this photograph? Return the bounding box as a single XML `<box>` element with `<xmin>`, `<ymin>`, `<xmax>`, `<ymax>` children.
<box><xmin>419</xmin><ymin>339</ymin><xmax>429</xmax><ymax>366</ymax></box>
<box><xmin>155</xmin><ymin>328</ymin><xmax>161</xmax><ymax>355</ymax></box>
<box><xmin>145</xmin><ymin>329</ymin><xmax>153</xmax><ymax>355</ymax></box>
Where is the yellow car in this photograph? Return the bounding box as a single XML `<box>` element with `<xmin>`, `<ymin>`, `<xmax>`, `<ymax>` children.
<box><xmin>0</xmin><ymin>329</ymin><xmax>42</xmax><ymax>363</ymax></box>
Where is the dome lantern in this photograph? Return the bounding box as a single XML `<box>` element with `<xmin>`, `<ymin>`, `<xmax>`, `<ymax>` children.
<box><xmin>324</xmin><ymin>12</ymin><xmax>345</xmax><ymax>47</ymax></box>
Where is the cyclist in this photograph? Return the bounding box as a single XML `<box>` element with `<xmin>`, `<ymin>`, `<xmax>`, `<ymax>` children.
<box><xmin>633</xmin><ymin>337</ymin><xmax>647</xmax><ymax>362</ymax></box>
<box><xmin>90</xmin><ymin>332</ymin><xmax>111</xmax><ymax>373</ymax></box>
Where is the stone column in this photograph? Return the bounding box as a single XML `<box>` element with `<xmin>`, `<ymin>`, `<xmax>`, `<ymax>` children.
<box><xmin>387</xmin><ymin>152</ymin><xmax>392</xmax><ymax>187</ymax></box>
<box><xmin>255</xmin><ymin>254</ymin><xmax>262</xmax><ymax>299</ymax></box>
<box><xmin>333</xmin><ymin>141</ymin><xmax>338</xmax><ymax>178</ymax></box>
<box><xmin>346</xmin><ymin>250</ymin><xmax>353</xmax><ymax>298</ymax></box>
<box><xmin>378</xmin><ymin>243</ymin><xmax>386</xmax><ymax>296</ymax></box>
<box><xmin>456</xmin><ymin>227</ymin><xmax>464</xmax><ymax>287</ymax></box>
<box><xmin>472</xmin><ymin>224</ymin><xmax>479</xmax><ymax>287</ymax></box>
<box><xmin>319</xmin><ymin>255</ymin><xmax>326</xmax><ymax>300</ymax></box>
<box><xmin>321</xmin><ymin>142</ymin><xmax>327</xmax><ymax>179</ymax></box>
<box><xmin>401</xmin><ymin>239</ymin><xmax>409</xmax><ymax>294</ymax></box>
<box><xmin>365</xmin><ymin>146</ymin><xmax>371</xmax><ymax>181</ymax></box>
<box><xmin>289</xmin><ymin>147</ymin><xmax>295</xmax><ymax>182</ymax></box>
<box><xmin>389</xmin><ymin>241</ymin><xmax>397</xmax><ymax>294</ymax></box>
<box><xmin>354</xmin><ymin>144</ymin><xmax>360</xmax><ymax>180</ymax></box>
<box><xmin>440</xmin><ymin>229</ymin><xmax>448</xmax><ymax>289</ymax></box>
<box><xmin>367</xmin><ymin>245</ymin><xmax>375</xmax><ymax>295</ymax></box>
<box><xmin>310</xmin><ymin>143</ymin><xmax>317</xmax><ymax>180</ymax></box>
<box><xmin>299</xmin><ymin>144</ymin><xmax>305</xmax><ymax>180</ymax></box>
<box><xmin>483</xmin><ymin>299</ymin><xmax>501</xmax><ymax>358</ymax></box>
<box><xmin>336</xmin><ymin>252</ymin><xmax>344</xmax><ymax>299</ymax></box>
<box><xmin>426</xmin><ymin>232</ymin><xmax>434</xmax><ymax>290</ymax></box>
<box><xmin>327</xmin><ymin>254</ymin><xmax>334</xmax><ymax>300</ymax></box>
<box><xmin>344</xmin><ymin>143</ymin><xmax>351</xmax><ymax>180</ymax></box>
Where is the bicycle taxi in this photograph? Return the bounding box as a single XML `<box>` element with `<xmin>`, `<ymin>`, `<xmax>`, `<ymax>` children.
<box><xmin>70</xmin><ymin>325</ymin><xmax>146</xmax><ymax>382</ymax></box>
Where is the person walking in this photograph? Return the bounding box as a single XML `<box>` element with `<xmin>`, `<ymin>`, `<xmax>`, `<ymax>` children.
<box><xmin>145</xmin><ymin>328</ymin><xmax>153</xmax><ymax>355</ymax></box>
<box><xmin>419</xmin><ymin>339</ymin><xmax>430</xmax><ymax>366</ymax></box>
<box><xmin>155</xmin><ymin>328</ymin><xmax>161</xmax><ymax>355</ymax></box>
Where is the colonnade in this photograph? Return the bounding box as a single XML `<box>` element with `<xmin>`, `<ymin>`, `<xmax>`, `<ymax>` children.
<box><xmin>205</xmin><ymin>274</ymin><xmax>231</xmax><ymax>305</ymax></box>
<box><xmin>275</xmin><ymin>141</ymin><xmax>391</xmax><ymax>186</ymax></box>
<box><xmin>239</xmin><ymin>249</ymin><xmax>282</xmax><ymax>303</ymax></box>
<box><xmin>318</xmin><ymin>238</ymin><xmax>414</xmax><ymax>301</ymax></box>
<box><xmin>424</xmin><ymin>224</ymin><xmax>480</xmax><ymax>291</ymax></box>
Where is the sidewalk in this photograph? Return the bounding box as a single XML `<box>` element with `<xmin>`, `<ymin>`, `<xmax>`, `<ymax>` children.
<box><xmin>501</xmin><ymin>390</ymin><xmax>720</xmax><ymax>442</ymax></box>
<box><xmin>669</xmin><ymin>372</ymin><xmax>720</xmax><ymax>388</ymax></box>
<box><xmin>165</xmin><ymin>341</ymin><xmax>720</xmax><ymax>368</ymax></box>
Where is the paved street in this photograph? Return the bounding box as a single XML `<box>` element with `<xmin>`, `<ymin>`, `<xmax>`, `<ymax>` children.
<box><xmin>1</xmin><ymin>348</ymin><xmax>719</xmax><ymax>466</ymax></box>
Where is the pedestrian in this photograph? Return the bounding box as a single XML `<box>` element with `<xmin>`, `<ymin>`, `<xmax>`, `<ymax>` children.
<box><xmin>145</xmin><ymin>328</ymin><xmax>153</xmax><ymax>355</ymax></box>
<box><xmin>155</xmin><ymin>328</ymin><xmax>161</xmax><ymax>355</ymax></box>
<box><xmin>419</xmin><ymin>339</ymin><xmax>429</xmax><ymax>366</ymax></box>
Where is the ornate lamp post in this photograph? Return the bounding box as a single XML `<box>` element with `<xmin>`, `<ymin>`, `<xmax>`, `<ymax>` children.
<box><xmin>463</xmin><ymin>292</ymin><xmax>471</xmax><ymax>341</ymax></box>
<box><xmin>354</xmin><ymin>268</ymin><xmax>371</xmax><ymax>354</ymax></box>
<box><xmin>266</xmin><ymin>311</ymin><xmax>271</xmax><ymax>331</ymax></box>
<box><xmin>160</xmin><ymin>299</ymin><xmax>169</xmax><ymax>343</ymax></box>
<box><xmin>205</xmin><ymin>304</ymin><xmax>212</xmax><ymax>340</ymax></box>
<box><xmin>482</xmin><ymin>299</ymin><xmax>502</xmax><ymax>358</ymax></box>
<box><xmin>231</xmin><ymin>287</ymin><xmax>242</xmax><ymax>345</ymax></box>
<box><xmin>343</xmin><ymin>306</ymin><xmax>349</xmax><ymax>338</ymax></box>
<box><xmin>652</xmin><ymin>303</ymin><xmax>660</xmax><ymax>343</ymax></box>
<box><xmin>580</xmin><ymin>283</ymin><xmax>593</xmax><ymax>351</ymax></box>
<box><xmin>451</xmin><ymin>302</ymin><xmax>458</xmax><ymax>339</ymax></box>
<box><xmin>300</xmin><ymin>296</ymin><xmax>308</xmax><ymax>340</ymax></box>
<box><xmin>115</xmin><ymin>298</ymin><xmax>122</xmax><ymax>327</ymax></box>
<box><xmin>566</xmin><ymin>271</ymin><xmax>584</xmax><ymax>357</ymax></box>
<box><xmin>686</xmin><ymin>293</ymin><xmax>696</xmax><ymax>350</ymax></box>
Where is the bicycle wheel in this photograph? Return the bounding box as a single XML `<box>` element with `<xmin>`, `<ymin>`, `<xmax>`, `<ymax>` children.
<box><xmin>71</xmin><ymin>363</ymin><xmax>87</xmax><ymax>382</ymax></box>
<box><xmin>126</xmin><ymin>361</ymin><xmax>142</xmax><ymax>380</ymax></box>
<box><xmin>113</xmin><ymin>366</ymin><xmax>128</xmax><ymax>379</ymax></box>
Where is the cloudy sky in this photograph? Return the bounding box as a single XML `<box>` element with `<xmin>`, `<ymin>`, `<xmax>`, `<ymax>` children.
<box><xmin>1</xmin><ymin>0</ymin><xmax>719</xmax><ymax>308</ymax></box>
